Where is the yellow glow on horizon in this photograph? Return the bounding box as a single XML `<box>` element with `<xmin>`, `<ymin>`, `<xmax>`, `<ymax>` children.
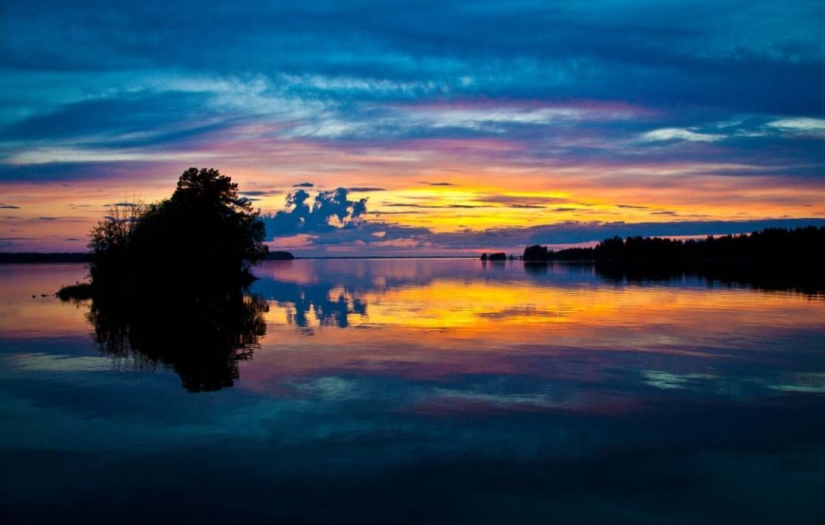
<box><xmin>257</xmin><ymin>271</ymin><xmax>825</xmax><ymax>340</ymax></box>
<box><xmin>2</xmin><ymin>156</ymin><xmax>824</xmax><ymax>251</ymax></box>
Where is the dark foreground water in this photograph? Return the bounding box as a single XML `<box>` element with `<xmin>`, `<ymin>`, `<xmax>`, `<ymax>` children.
<box><xmin>1</xmin><ymin>260</ymin><xmax>824</xmax><ymax>524</ymax></box>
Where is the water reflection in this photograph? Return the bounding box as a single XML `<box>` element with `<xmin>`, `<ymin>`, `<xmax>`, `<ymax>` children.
<box><xmin>594</xmin><ymin>261</ymin><xmax>825</xmax><ymax>296</ymax></box>
<box><xmin>2</xmin><ymin>260</ymin><xmax>825</xmax><ymax>523</ymax></box>
<box><xmin>83</xmin><ymin>288</ymin><xmax>268</xmax><ymax>392</ymax></box>
<box><xmin>256</xmin><ymin>277</ymin><xmax>367</xmax><ymax>331</ymax></box>
<box><xmin>241</xmin><ymin>259</ymin><xmax>825</xmax><ymax>415</ymax></box>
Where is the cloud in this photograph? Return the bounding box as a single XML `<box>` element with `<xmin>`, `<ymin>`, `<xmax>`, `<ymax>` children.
<box><xmin>0</xmin><ymin>203</ymin><xmax>21</xmax><ymax>209</ymax></box>
<box><xmin>347</xmin><ymin>187</ymin><xmax>386</xmax><ymax>192</ymax></box>
<box><xmin>282</xmin><ymin>217</ymin><xmax>825</xmax><ymax>255</ymax></box>
<box><xmin>517</xmin><ymin>219</ymin><xmax>825</xmax><ymax>247</ymax></box>
<box><xmin>768</xmin><ymin>118</ymin><xmax>825</xmax><ymax>134</ymax></box>
<box><xmin>293</xmin><ymin>182</ymin><xmax>315</xmax><ymax>188</ymax></box>
<box><xmin>640</xmin><ymin>128</ymin><xmax>724</xmax><ymax>143</ymax></box>
<box><xmin>381</xmin><ymin>203</ymin><xmax>484</xmax><ymax>209</ymax></box>
<box><xmin>241</xmin><ymin>190</ymin><xmax>284</xmax><ymax>197</ymax></box>
<box><xmin>0</xmin><ymin>90</ymin><xmax>238</xmax><ymax>155</ymax></box>
<box><xmin>405</xmin><ymin>100</ymin><xmax>639</xmax><ymax>134</ymax></box>
<box><xmin>476</xmin><ymin>195</ymin><xmax>571</xmax><ymax>207</ymax></box>
<box><xmin>264</xmin><ymin>186</ymin><xmax>369</xmax><ymax>237</ymax></box>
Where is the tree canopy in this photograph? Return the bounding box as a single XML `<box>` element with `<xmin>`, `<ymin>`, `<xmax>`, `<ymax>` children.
<box><xmin>88</xmin><ymin>167</ymin><xmax>268</xmax><ymax>292</ymax></box>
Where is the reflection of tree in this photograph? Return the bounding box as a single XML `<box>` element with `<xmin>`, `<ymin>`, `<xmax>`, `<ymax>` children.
<box><xmin>594</xmin><ymin>263</ymin><xmax>824</xmax><ymax>295</ymax></box>
<box><xmin>86</xmin><ymin>287</ymin><xmax>268</xmax><ymax>392</ymax></box>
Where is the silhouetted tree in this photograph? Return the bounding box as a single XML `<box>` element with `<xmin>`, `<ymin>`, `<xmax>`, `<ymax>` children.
<box><xmin>88</xmin><ymin>168</ymin><xmax>268</xmax><ymax>292</ymax></box>
<box><xmin>87</xmin><ymin>201</ymin><xmax>146</xmax><ymax>287</ymax></box>
<box><xmin>523</xmin><ymin>244</ymin><xmax>549</xmax><ymax>261</ymax></box>
<box><xmin>58</xmin><ymin>168</ymin><xmax>273</xmax><ymax>391</ymax></box>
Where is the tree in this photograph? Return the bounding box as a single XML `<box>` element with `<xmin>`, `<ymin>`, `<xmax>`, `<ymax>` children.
<box><xmin>88</xmin><ymin>201</ymin><xmax>146</xmax><ymax>288</ymax></box>
<box><xmin>88</xmin><ymin>168</ymin><xmax>268</xmax><ymax>292</ymax></box>
<box><xmin>523</xmin><ymin>244</ymin><xmax>549</xmax><ymax>261</ymax></box>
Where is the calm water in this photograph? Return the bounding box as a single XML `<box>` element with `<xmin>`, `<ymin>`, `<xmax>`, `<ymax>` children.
<box><xmin>1</xmin><ymin>260</ymin><xmax>824</xmax><ymax>524</ymax></box>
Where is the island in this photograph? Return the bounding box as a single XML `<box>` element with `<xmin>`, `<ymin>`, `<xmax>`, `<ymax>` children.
<box><xmin>58</xmin><ymin>167</ymin><xmax>271</xmax><ymax>299</ymax></box>
<box><xmin>55</xmin><ymin>168</ymin><xmax>276</xmax><ymax>392</ymax></box>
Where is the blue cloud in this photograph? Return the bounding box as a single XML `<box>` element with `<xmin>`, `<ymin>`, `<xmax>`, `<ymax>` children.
<box><xmin>264</xmin><ymin>186</ymin><xmax>369</xmax><ymax>237</ymax></box>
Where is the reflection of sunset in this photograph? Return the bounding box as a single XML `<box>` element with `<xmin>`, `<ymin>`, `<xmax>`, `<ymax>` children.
<box><xmin>239</xmin><ymin>260</ymin><xmax>825</xmax><ymax>415</ymax></box>
<box><xmin>0</xmin><ymin>264</ymin><xmax>90</xmax><ymax>337</ymax></box>
<box><xmin>264</xmin><ymin>277</ymin><xmax>825</xmax><ymax>336</ymax></box>
<box><xmin>4</xmin><ymin>260</ymin><xmax>825</xmax><ymax>415</ymax></box>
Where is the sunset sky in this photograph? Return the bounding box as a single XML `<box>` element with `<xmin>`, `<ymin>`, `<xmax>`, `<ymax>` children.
<box><xmin>2</xmin><ymin>0</ymin><xmax>824</xmax><ymax>255</ymax></box>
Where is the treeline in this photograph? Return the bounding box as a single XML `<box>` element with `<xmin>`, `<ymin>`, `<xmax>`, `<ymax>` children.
<box><xmin>480</xmin><ymin>252</ymin><xmax>509</xmax><ymax>261</ymax></box>
<box><xmin>265</xmin><ymin>251</ymin><xmax>295</xmax><ymax>260</ymax></box>
<box><xmin>523</xmin><ymin>226</ymin><xmax>825</xmax><ymax>266</ymax></box>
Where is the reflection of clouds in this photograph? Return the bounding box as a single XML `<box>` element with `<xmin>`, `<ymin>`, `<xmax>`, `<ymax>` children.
<box><xmin>643</xmin><ymin>370</ymin><xmax>718</xmax><ymax>390</ymax></box>
<box><xmin>475</xmin><ymin>306</ymin><xmax>569</xmax><ymax>320</ymax></box>
<box><xmin>431</xmin><ymin>387</ymin><xmax>586</xmax><ymax>412</ymax></box>
<box><xmin>243</xmin><ymin>260</ymin><xmax>825</xmax><ymax>421</ymax></box>
<box><xmin>10</xmin><ymin>353</ymin><xmax>113</xmax><ymax>373</ymax></box>
<box><xmin>643</xmin><ymin>369</ymin><xmax>825</xmax><ymax>397</ymax></box>
<box><xmin>293</xmin><ymin>376</ymin><xmax>365</xmax><ymax>401</ymax></box>
<box><xmin>769</xmin><ymin>373</ymin><xmax>825</xmax><ymax>394</ymax></box>
<box><xmin>252</xmin><ymin>259</ymin><xmax>456</xmax><ymax>330</ymax></box>
<box><xmin>252</xmin><ymin>259</ymin><xmax>825</xmax><ymax>342</ymax></box>
<box><xmin>4</xmin><ymin>256</ymin><xmax>825</xmax><ymax>513</ymax></box>
<box><xmin>259</xmin><ymin>280</ymin><xmax>368</xmax><ymax>330</ymax></box>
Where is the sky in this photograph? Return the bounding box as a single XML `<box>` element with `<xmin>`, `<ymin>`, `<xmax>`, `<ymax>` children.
<box><xmin>1</xmin><ymin>0</ymin><xmax>824</xmax><ymax>255</ymax></box>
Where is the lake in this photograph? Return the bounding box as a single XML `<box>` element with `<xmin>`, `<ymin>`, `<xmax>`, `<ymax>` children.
<box><xmin>1</xmin><ymin>259</ymin><xmax>824</xmax><ymax>524</ymax></box>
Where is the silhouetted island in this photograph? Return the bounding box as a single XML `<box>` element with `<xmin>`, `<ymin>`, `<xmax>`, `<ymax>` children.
<box><xmin>265</xmin><ymin>250</ymin><xmax>295</xmax><ymax>260</ymax></box>
<box><xmin>58</xmin><ymin>167</ymin><xmax>271</xmax><ymax>298</ymax></box>
<box><xmin>480</xmin><ymin>252</ymin><xmax>507</xmax><ymax>261</ymax></box>
<box><xmin>56</xmin><ymin>168</ymin><xmax>275</xmax><ymax>391</ymax></box>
